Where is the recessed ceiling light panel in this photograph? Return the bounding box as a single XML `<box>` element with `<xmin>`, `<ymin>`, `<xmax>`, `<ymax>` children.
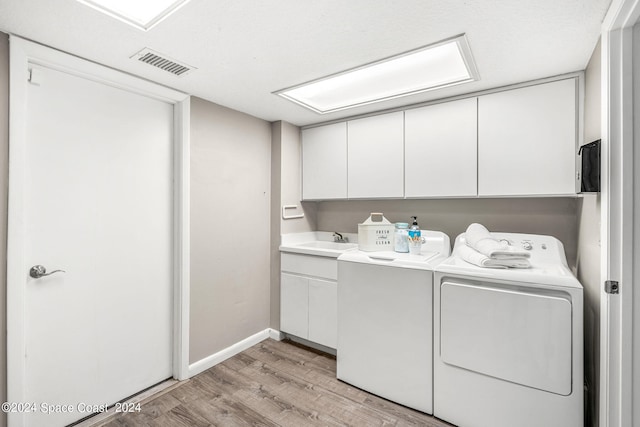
<box><xmin>76</xmin><ymin>0</ymin><xmax>191</xmax><ymax>31</ymax></box>
<box><xmin>275</xmin><ymin>34</ymin><xmax>479</xmax><ymax>114</ymax></box>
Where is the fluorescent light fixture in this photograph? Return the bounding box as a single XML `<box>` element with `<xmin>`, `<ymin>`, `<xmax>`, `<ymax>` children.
<box><xmin>76</xmin><ymin>0</ymin><xmax>191</xmax><ymax>31</ymax></box>
<box><xmin>275</xmin><ymin>34</ymin><xmax>479</xmax><ymax>114</ymax></box>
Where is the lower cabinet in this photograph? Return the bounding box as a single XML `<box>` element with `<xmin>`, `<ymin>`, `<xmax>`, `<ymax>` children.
<box><xmin>280</xmin><ymin>273</ymin><xmax>309</xmax><ymax>339</ymax></box>
<box><xmin>280</xmin><ymin>270</ymin><xmax>338</xmax><ymax>349</ymax></box>
<box><xmin>308</xmin><ymin>279</ymin><xmax>338</xmax><ymax>349</ymax></box>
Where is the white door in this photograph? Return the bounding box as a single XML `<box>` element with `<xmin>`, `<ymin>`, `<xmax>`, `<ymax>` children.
<box><xmin>19</xmin><ymin>62</ymin><xmax>173</xmax><ymax>426</ymax></box>
<box><xmin>634</xmin><ymin>22</ymin><xmax>640</xmax><ymax>426</ymax></box>
<box><xmin>600</xmin><ymin>1</ymin><xmax>640</xmax><ymax>426</ymax></box>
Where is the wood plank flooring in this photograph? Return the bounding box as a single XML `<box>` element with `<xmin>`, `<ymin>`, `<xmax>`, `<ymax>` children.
<box><xmin>99</xmin><ymin>339</ymin><xmax>455</xmax><ymax>427</ymax></box>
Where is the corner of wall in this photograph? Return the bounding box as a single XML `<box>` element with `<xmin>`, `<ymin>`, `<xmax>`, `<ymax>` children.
<box><xmin>576</xmin><ymin>36</ymin><xmax>602</xmax><ymax>427</ymax></box>
<box><xmin>269</xmin><ymin>120</ymin><xmax>318</xmax><ymax>330</ymax></box>
<box><xmin>279</xmin><ymin>121</ymin><xmax>317</xmax><ymax>234</ymax></box>
<box><xmin>270</xmin><ymin>121</ymin><xmax>283</xmax><ymax>330</ymax></box>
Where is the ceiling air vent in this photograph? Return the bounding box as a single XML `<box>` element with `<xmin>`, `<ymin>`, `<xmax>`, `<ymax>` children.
<box><xmin>131</xmin><ymin>48</ymin><xmax>195</xmax><ymax>77</ymax></box>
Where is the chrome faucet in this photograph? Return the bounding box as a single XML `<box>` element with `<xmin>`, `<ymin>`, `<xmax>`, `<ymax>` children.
<box><xmin>333</xmin><ymin>232</ymin><xmax>349</xmax><ymax>243</ymax></box>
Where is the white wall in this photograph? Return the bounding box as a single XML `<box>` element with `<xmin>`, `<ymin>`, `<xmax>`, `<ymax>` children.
<box><xmin>189</xmin><ymin>97</ymin><xmax>272</xmax><ymax>363</ymax></box>
<box><xmin>577</xmin><ymin>38</ymin><xmax>601</xmax><ymax>427</ymax></box>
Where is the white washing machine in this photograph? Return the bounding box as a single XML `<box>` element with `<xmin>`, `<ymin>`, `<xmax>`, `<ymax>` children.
<box><xmin>434</xmin><ymin>232</ymin><xmax>583</xmax><ymax>427</ymax></box>
<box><xmin>337</xmin><ymin>230</ymin><xmax>450</xmax><ymax>414</ymax></box>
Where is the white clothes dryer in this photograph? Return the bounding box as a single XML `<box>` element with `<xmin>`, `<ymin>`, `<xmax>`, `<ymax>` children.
<box><xmin>433</xmin><ymin>232</ymin><xmax>583</xmax><ymax>427</ymax></box>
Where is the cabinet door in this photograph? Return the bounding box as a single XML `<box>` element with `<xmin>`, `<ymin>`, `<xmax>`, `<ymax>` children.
<box><xmin>347</xmin><ymin>111</ymin><xmax>404</xmax><ymax>198</ymax></box>
<box><xmin>405</xmin><ymin>98</ymin><xmax>478</xmax><ymax>197</ymax></box>
<box><xmin>478</xmin><ymin>79</ymin><xmax>577</xmax><ymax>196</ymax></box>
<box><xmin>308</xmin><ymin>279</ymin><xmax>337</xmax><ymax>349</ymax></box>
<box><xmin>280</xmin><ymin>273</ymin><xmax>308</xmax><ymax>339</ymax></box>
<box><xmin>302</xmin><ymin>122</ymin><xmax>347</xmax><ymax>200</ymax></box>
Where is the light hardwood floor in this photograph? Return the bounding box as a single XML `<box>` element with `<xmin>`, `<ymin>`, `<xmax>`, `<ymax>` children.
<box><xmin>99</xmin><ymin>339</ymin><xmax>454</xmax><ymax>427</ymax></box>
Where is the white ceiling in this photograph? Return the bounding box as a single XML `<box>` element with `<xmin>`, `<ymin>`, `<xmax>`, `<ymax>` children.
<box><xmin>0</xmin><ymin>0</ymin><xmax>611</xmax><ymax>126</ymax></box>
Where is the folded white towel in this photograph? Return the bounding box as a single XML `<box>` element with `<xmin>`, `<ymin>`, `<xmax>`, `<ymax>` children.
<box><xmin>465</xmin><ymin>223</ymin><xmax>531</xmax><ymax>259</ymax></box>
<box><xmin>458</xmin><ymin>245</ymin><xmax>531</xmax><ymax>269</ymax></box>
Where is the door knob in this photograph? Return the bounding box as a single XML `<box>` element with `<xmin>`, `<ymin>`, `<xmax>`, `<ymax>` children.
<box><xmin>29</xmin><ymin>265</ymin><xmax>65</xmax><ymax>279</ymax></box>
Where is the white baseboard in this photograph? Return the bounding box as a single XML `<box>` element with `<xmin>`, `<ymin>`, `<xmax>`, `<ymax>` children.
<box><xmin>188</xmin><ymin>328</ymin><xmax>272</xmax><ymax>377</ymax></box>
<box><xmin>268</xmin><ymin>328</ymin><xmax>284</xmax><ymax>341</ymax></box>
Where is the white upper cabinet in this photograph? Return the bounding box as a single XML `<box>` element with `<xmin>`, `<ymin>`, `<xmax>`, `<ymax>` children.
<box><xmin>347</xmin><ymin>111</ymin><xmax>404</xmax><ymax>198</ymax></box>
<box><xmin>478</xmin><ymin>79</ymin><xmax>577</xmax><ymax>196</ymax></box>
<box><xmin>300</xmin><ymin>77</ymin><xmax>579</xmax><ymax>200</ymax></box>
<box><xmin>405</xmin><ymin>98</ymin><xmax>478</xmax><ymax>197</ymax></box>
<box><xmin>302</xmin><ymin>122</ymin><xmax>347</xmax><ymax>200</ymax></box>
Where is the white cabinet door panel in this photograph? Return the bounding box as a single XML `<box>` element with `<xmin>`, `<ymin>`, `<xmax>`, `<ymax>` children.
<box><xmin>308</xmin><ymin>279</ymin><xmax>337</xmax><ymax>349</ymax></box>
<box><xmin>478</xmin><ymin>79</ymin><xmax>577</xmax><ymax>196</ymax></box>
<box><xmin>280</xmin><ymin>273</ymin><xmax>308</xmax><ymax>339</ymax></box>
<box><xmin>348</xmin><ymin>112</ymin><xmax>404</xmax><ymax>198</ymax></box>
<box><xmin>405</xmin><ymin>98</ymin><xmax>478</xmax><ymax>197</ymax></box>
<box><xmin>302</xmin><ymin>122</ymin><xmax>347</xmax><ymax>200</ymax></box>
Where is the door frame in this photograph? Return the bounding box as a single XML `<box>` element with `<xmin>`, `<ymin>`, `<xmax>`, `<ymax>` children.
<box><xmin>600</xmin><ymin>0</ymin><xmax>640</xmax><ymax>426</ymax></box>
<box><xmin>7</xmin><ymin>36</ymin><xmax>191</xmax><ymax>425</ymax></box>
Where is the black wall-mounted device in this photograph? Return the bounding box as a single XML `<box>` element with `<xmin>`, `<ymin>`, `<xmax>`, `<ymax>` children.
<box><xmin>579</xmin><ymin>140</ymin><xmax>601</xmax><ymax>193</ymax></box>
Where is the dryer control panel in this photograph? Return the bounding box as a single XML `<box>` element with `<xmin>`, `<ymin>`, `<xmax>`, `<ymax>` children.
<box><xmin>491</xmin><ymin>232</ymin><xmax>568</xmax><ymax>267</ymax></box>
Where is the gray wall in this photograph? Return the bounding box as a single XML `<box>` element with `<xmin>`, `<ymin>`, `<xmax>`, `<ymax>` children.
<box><xmin>270</xmin><ymin>123</ymin><xmax>282</xmax><ymax>330</ymax></box>
<box><xmin>278</xmin><ymin>121</ymin><xmax>317</xmax><ymax>235</ymax></box>
<box><xmin>0</xmin><ymin>31</ymin><xmax>8</xmax><ymax>427</ymax></box>
<box><xmin>317</xmin><ymin>198</ymin><xmax>578</xmax><ymax>266</ymax></box>
<box><xmin>189</xmin><ymin>97</ymin><xmax>272</xmax><ymax>363</ymax></box>
<box><xmin>270</xmin><ymin>121</ymin><xmax>316</xmax><ymax>329</ymax></box>
<box><xmin>578</xmin><ymin>38</ymin><xmax>601</xmax><ymax>427</ymax></box>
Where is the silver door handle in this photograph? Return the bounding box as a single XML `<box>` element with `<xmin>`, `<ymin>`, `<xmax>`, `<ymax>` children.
<box><xmin>29</xmin><ymin>265</ymin><xmax>65</xmax><ymax>279</ymax></box>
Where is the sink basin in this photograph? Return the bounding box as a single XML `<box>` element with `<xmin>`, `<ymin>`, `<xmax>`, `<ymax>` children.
<box><xmin>280</xmin><ymin>233</ymin><xmax>359</xmax><ymax>258</ymax></box>
<box><xmin>296</xmin><ymin>241</ymin><xmax>358</xmax><ymax>250</ymax></box>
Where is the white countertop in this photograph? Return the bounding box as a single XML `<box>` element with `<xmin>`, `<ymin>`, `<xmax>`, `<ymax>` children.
<box><xmin>279</xmin><ymin>231</ymin><xmax>358</xmax><ymax>258</ymax></box>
